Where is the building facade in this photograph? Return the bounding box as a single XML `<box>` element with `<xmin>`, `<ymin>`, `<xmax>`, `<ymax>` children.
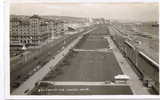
<box><xmin>54</xmin><ymin>19</ymin><xmax>65</xmax><ymax>37</ymax></box>
<box><xmin>10</xmin><ymin>15</ymin><xmax>65</xmax><ymax>56</ymax></box>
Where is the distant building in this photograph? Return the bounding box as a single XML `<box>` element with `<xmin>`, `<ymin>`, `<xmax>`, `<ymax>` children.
<box><xmin>54</xmin><ymin>20</ymin><xmax>65</xmax><ymax>37</ymax></box>
<box><xmin>29</xmin><ymin>15</ymin><xmax>50</xmax><ymax>46</ymax></box>
<box><xmin>10</xmin><ymin>15</ymin><xmax>65</xmax><ymax>56</ymax></box>
<box><xmin>10</xmin><ymin>17</ymin><xmax>30</xmax><ymax>56</ymax></box>
<box><xmin>10</xmin><ymin>17</ymin><xmax>21</xmax><ymax>44</ymax></box>
<box><xmin>48</xmin><ymin>20</ymin><xmax>55</xmax><ymax>39</ymax></box>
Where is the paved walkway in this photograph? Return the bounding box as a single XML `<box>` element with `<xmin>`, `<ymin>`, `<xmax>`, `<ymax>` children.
<box><xmin>73</xmin><ymin>48</ymin><xmax>112</xmax><ymax>52</ymax></box>
<box><xmin>11</xmin><ymin>28</ymin><xmax>96</xmax><ymax>95</ymax></box>
<box><xmin>39</xmin><ymin>81</ymin><xmax>129</xmax><ymax>86</ymax></box>
<box><xmin>106</xmin><ymin>36</ymin><xmax>150</xmax><ymax>95</ymax></box>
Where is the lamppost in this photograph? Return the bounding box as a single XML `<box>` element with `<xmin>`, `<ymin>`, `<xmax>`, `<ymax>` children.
<box><xmin>22</xmin><ymin>43</ymin><xmax>27</xmax><ymax>64</ymax></box>
<box><xmin>22</xmin><ymin>44</ymin><xmax>27</xmax><ymax>51</ymax></box>
<box><xmin>62</xmin><ymin>36</ymin><xmax>66</xmax><ymax>50</ymax></box>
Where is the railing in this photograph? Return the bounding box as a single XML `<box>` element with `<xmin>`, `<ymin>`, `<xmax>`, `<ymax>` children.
<box><xmin>109</xmin><ymin>24</ymin><xmax>159</xmax><ymax>93</ymax></box>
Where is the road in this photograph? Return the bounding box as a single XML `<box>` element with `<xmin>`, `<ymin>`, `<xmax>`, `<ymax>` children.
<box><xmin>10</xmin><ymin>26</ymin><xmax>92</xmax><ymax>92</ymax></box>
<box><xmin>31</xmin><ymin>24</ymin><xmax>133</xmax><ymax>95</ymax></box>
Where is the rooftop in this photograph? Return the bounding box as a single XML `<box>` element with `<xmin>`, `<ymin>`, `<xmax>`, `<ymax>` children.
<box><xmin>30</xmin><ymin>14</ymin><xmax>41</xmax><ymax>19</ymax></box>
<box><xmin>10</xmin><ymin>17</ymin><xmax>21</xmax><ymax>22</ymax></box>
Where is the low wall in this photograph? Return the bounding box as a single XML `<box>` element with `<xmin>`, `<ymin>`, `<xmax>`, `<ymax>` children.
<box><xmin>138</xmin><ymin>51</ymin><xmax>159</xmax><ymax>92</ymax></box>
<box><xmin>10</xmin><ymin>34</ymin><xmax>71</xmax><ymax>72</ymax></box>
<box><xmin>10</xmin><ymin>40</ymin><xmax>54</xmax><ymax>72</ymax></box>
<box><xmin>124</xmin><ymin>41</ymin><xmax>138</xmax><ymax>67</ymax></box>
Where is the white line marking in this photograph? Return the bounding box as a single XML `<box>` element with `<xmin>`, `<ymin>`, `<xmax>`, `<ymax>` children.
<box><xmin>73</xmin><ymin>48</ymin><xmax>112</xmax><ymax>52</ymax></box>
<box><xmin>38</xmin><ymin>81</ymin><xmax>129</xmax><ymax>86</ymax></box>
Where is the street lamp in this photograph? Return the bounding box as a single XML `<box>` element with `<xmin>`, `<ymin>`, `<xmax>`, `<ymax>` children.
<box><xmin>22</xmin><ymin>44</ymin><xmax>27</xmax><ymax>50</ymax></box>
<box><xmin>62</xmin><ymin>37</ymin><xmax>66</xmax><ymax>50</ymax></box>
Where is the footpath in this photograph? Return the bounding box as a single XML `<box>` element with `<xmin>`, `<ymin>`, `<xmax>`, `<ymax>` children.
<box><xmin>106</xmin><ymin>27</ymin><xmax>150</xmax><ymax>95</ymax></box>
<box><xmin>11</xmin><ymin>28</ymin><xmax>96</xmax><ymax>95</ymax></box>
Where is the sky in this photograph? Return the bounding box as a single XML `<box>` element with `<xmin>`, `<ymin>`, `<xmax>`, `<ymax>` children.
<box><xmin>10</xmin><ymin>2</ymin><xmax>159</xmax><ymax>22</ymax></box>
